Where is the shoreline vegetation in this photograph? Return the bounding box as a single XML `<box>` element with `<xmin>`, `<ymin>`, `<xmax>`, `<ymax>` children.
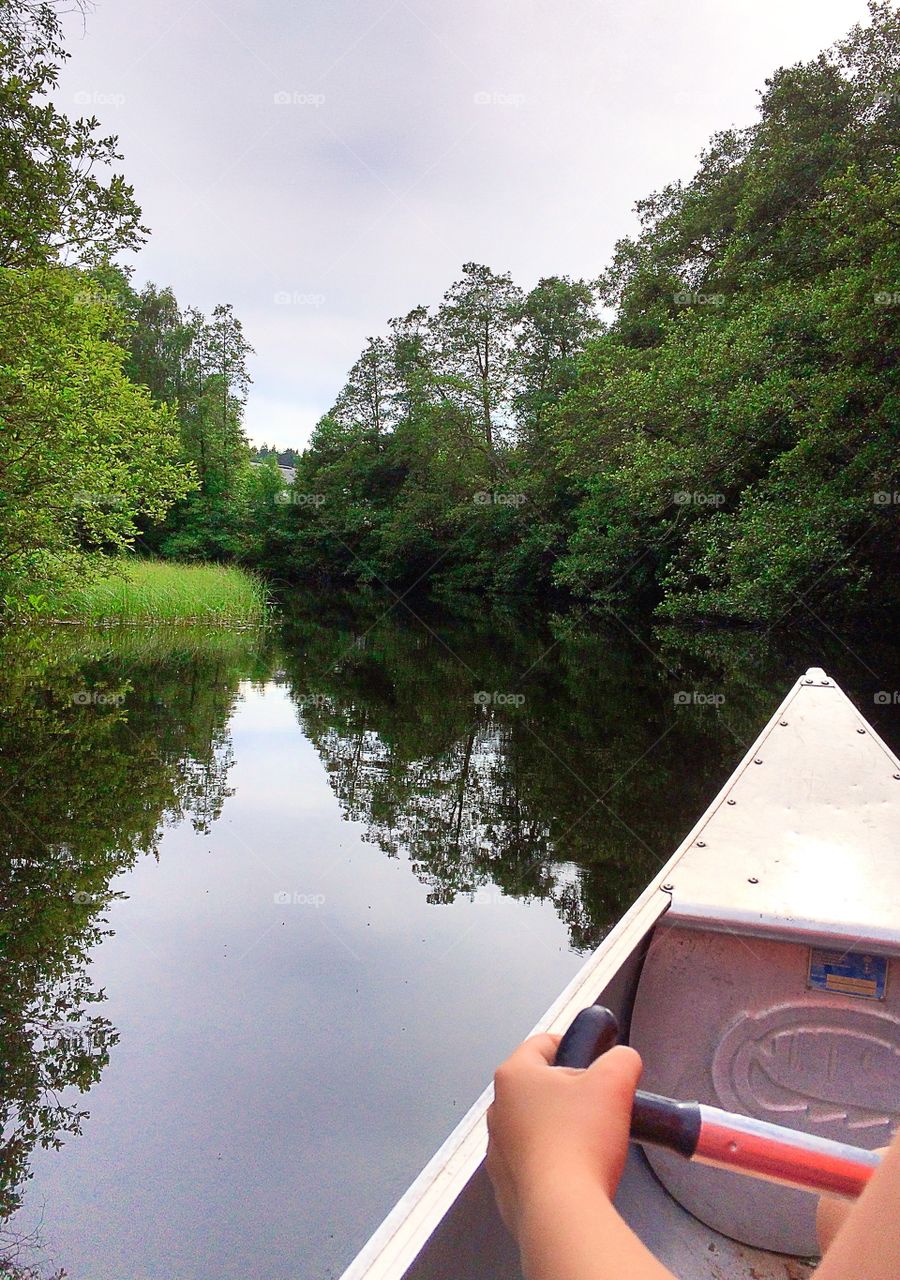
<box><xmin>1</xmin><ymin>2</ymin><xmax>899</xmax><ymax>638</ymax></box>
<box><xmin>44</xmin><ymin>560</ymin><xmax>268</xmax><ymax>629</ymax></box>
<box><xmin>260</xmin><ymin>4</ymin><xmax>900</xmax><ymax>625</ymax></box>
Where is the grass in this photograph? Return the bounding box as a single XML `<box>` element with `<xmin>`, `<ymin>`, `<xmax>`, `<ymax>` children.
<box><xmin>48</xmin><ymin>560</ymin><xmax>269</xmax><ymax>628</ymax></box>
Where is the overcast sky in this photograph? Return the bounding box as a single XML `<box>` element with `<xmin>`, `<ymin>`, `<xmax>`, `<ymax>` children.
<box><xmin>58</xmin><ymin>0</ymin><xmax>870</xmax><ymax>448</ymax></box>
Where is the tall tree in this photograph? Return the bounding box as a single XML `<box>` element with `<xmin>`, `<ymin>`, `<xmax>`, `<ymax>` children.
<box><xmin>513</xmin><ymin>276</ymin><xmax>599</xmax><ymax>440</ymax></box>
<box><xmin>430</xmin><ymin>263</ymin><xmax>522</xmax><ymax>451</ymax></box>
<box><xmin>0</xmin><ymin>1</ymin><xmax>146</xmax><ymax>270</ymax></box>
<box><xmin>0</xmin><ymin>267</ymin><xmax>193</xmax><ymax>608</ymax></box>
<box><xmin>205</xmin><ymin>303</ymin><xmax>253</xmax><ymax>485</ymax></box>
<box><xmin>332</xmin><ymin>336</ymin><xmax>395</xmax><ymax>438</ymax></box>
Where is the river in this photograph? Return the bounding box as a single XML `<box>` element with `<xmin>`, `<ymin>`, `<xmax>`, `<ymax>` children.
<box><xmin>2</xmin><ymin>597</ymin><xmax>899</xmax><ymax>1279</ymax></box>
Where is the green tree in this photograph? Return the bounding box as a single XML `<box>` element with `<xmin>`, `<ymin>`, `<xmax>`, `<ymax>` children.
<box><xmin>0</xmin><ymin>1</ymin><xmax>146</xmax><ymax>270</ymax></box>
<box><xmin>0</xmin><ymin>267</ymin><xmax>193</xmax><ymax>610</ymax></box>
<box><xmin>430</xmin><ymin>262</ymin><xmax>523</xmax><ymax>452</ymax></box>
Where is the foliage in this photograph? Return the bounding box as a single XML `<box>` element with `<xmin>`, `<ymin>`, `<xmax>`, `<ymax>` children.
<box><xmin>114</xmin><ymin>278</ymin><xmax>257</xmax><ymax>561</ymax></box>
<box><xmin>0</xmin><ymin>266</ymin><xmax>193</xmax><ymax>612</ymax></box>
<box><xmin>0</xmin><ymin>2</ymin><xmax>262</xmax><ymax>617</ymax></box>
<box><xmin>0</xmin><ymin>0</ymin><xmax>146</xmax><ymax>270</ymax></box>
<box><xmin>0</xmin><ymin>2</ymin><xmax>195</xmax><ymax>618</ymax></box>
<box><xmin>266</xmin><ymin>2</ymin><xmax>900</xmax><ymax>623</ymax></box>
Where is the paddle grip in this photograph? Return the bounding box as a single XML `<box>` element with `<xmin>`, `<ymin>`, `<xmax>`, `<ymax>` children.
<box><xmin>553</xmin><ymin>1005</ymin><xmax>702</xmax><ymax>1158</ymax></box>
<box><xmin>553</xmin><ymin>1004</ymin><xmax>619</xmax><ymax>1068</ymax></box>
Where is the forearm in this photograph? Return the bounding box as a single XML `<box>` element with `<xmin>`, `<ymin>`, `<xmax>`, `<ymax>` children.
<box><xmin>517</xmin><ymin>1174</ymin><xmax>677</xmax><ymax>1280</ymax></box>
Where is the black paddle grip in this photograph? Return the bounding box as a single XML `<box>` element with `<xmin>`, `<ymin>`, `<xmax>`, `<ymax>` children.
<box><xmin>553</xmin><ymin>1004</ymin><xmax>619</xmax><ymax>1068</ymax></box>
<box><xmin>553</xmin><ymin>1005</ymin><xmax>702</xmax><ymax>1159</ymax></box>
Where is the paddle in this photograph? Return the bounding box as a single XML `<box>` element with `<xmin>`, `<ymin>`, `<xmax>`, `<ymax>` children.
<box><xmin>554</xmin><ymin>1005</ymin><xmax>881</xmax><ymax>1199</ymax></box>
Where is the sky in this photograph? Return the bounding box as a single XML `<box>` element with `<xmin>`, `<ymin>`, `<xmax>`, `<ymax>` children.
<box><xmin>57</xmin><ymin>0</ymin><xmax>871</xmax><ymax>449</ymax></box>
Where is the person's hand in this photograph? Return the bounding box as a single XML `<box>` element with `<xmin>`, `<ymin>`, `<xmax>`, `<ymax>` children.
<box><xmin>486</xmin><ymin>1031</ymin><xmax>642</xmax><ymax>1241</ymax></box>
<box><xmin>817</xmin><ymin>1146</ymin><xmax>891</xmax><ymax>1254</ymax></box>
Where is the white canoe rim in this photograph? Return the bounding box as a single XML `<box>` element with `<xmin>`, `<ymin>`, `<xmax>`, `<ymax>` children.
<box><xmin>340</xmin><ymin>667</ymin><xmax>900</xmax><ymax>1280</ymax></box>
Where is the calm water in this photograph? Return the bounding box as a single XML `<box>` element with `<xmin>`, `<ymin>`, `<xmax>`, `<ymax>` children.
<box><xmin>3</xmin><ymin>599</ymin><xmax>900</xmax><ymax>1279</ymax></box>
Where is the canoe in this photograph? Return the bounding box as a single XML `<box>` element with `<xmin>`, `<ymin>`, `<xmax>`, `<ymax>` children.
<box><xmin>340</xmin><ymin>668</ymin><xmax>900</xmax><ymax>1280</ymax></box>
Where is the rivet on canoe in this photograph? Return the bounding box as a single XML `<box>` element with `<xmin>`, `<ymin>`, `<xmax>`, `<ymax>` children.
<box><xmin>754</xmin><ymin>758</ymin><xmax>764</xmax><ymax>765</ymax></box>
<box><xmin>779</xmin><ymin>720</ymin><xmax>788</xmax><ymax>727</ymax></box>
<box><xmin>748</xmin><ymin>877</ymin><xmax>759</xmax><ymax>884</ymax></box>
<box><xmin>857</xmin><ymin>728</ymin><xmax>866</xmax><ymax>735</ymax></box>
<box><xmin>894</xmin><ymin>774</ymin><xmax>900</xmax><ymax>781</ymax></box>
<box><xmin>726</xmin><ymin>799</ymin><xmax>736</xmax><ymax>806</ymax></box>
<box><xmin>696</xmin><ymin>840</ymin><xmax>706</xmax><ymax>847</ymax></box>
<box><xmin>804</xmin><ymin>679</ymin><xmax>814</xmax><ymax>685</ymax></box>
<box><xmin>662</xmin><ymin>882</ymin><xmax>674</xmax><ymax>892</ymax></box>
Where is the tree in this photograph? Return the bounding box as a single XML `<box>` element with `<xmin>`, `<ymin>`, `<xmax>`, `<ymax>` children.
<box><xmin>513</xmin><ymin>276</ymin><xmax>599</xmax><ymax>441</ymax></box>
<box><xmin>332</xmin><ymin>336</ymin><xmax>396</xmax><ymax>438</ymax></box>
<box><xmin>112</xmin><ymin>282</ymin><xmax>257</xmax><ymax>562</ymax></box>
<box><xmin>0</xmin><ymin>267</ymin><xmax>194</xmax><ymax>610</ymax></box>
<box><xmin>205</xmin><ymin>303</ymin><xmax>253</xmax><ymax>485</ymax></box>
<box><xmin>266</xmin><ymin>2</ymin><xmax>900</xmax><ymax>623</ymax></box>
<box><xmin>0</xmin><ymin>1</ymin><xmax>147</xmax><ymax>270</ymax></box>
<box><xmin>430</xmin><ymin>263</ymin><xmax>522</xmax><ymax>451</ymax></box>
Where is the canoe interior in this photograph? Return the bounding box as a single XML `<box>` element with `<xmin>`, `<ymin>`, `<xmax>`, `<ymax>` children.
<box><xmin>394</xmin><ymin>925</ymin><xmax>813</xmax><ymax>1280</ymax></box>
<box><xmin>341</xmin><ymin>669</ymin><xmax>900</xmax><ymax>1280</ymax></box>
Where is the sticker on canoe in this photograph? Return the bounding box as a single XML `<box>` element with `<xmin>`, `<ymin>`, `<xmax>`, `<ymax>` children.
<box><xmin>808</xmin><ymin>949</ymin><xmax>887</xmax><ymax>1001</ymax></box>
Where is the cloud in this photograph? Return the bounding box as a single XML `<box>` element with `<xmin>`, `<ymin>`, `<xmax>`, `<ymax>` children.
<box><xmin>58</xmin><ymin>0</ymin><xmax>870</xmax><ymax>446</ymax></box>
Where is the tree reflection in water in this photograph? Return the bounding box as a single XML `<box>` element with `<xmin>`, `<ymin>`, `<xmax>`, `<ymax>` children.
<box><xmin>0</xmin><ymin>627</ymin><xmax>268</xmax><ymax>1236</ymax></box>
<box><xmin>278</xmin><ymin>597</ymin><xmax>900</xmax><ymax>950</ymax></box>
<box><xmin>3</xmin><ymin>600</ymin><xmax>898</xmax><ymax>1267</ymax></box>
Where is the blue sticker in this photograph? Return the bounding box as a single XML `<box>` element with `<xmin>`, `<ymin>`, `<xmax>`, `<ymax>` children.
<box><xmin>808</xmin><ymin>949</ymin><xmax>888</xmax><ymax>1001</ymax></box>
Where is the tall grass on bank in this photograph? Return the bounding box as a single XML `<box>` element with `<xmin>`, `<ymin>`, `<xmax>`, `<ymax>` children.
<box><xmin>48</xmin><ymin>560</ymin><xmax>269</xmax><ymax>627</ymax></box>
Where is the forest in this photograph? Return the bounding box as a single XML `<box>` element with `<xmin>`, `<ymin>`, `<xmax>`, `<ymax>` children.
<box><xmin>2</xmin><ymin>0</ymin><xmax>899</xmax><ymax>624</ymax></box>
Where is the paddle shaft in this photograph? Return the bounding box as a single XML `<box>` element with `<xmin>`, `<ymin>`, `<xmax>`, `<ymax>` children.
<box><xmin>554</xmin><ymin>1006</ymin><xmax>881</xmax><ymax>1200</ymax></box>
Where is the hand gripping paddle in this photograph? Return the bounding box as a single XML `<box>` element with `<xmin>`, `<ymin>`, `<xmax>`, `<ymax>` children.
<box><xmin>554</xmin><ymin>1005</ymin><xmax>880</xmax><ymax>1199</ymax></box>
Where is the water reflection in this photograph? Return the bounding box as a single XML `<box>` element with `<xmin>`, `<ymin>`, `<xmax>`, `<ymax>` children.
<box><xmin>0</xmin><ymin>627</ymin><xmax>268</xmax><ymax>1231</ymax></box>
<box><xmin>2</xmin><ymin>603</ymin><xmax>899</xmax><ymax>1276</ymax></box>
<box><xmin>280</xmin><ymin>600</ymin><xmax>900</xmax><ymax>949</ymax></box>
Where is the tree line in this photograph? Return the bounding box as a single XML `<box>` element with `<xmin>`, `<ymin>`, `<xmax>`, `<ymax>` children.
<box><xmin>262</xmin><ymin>1</ymin><xmax>900</xmax><ymax>624</ymax></box>
<box><xmin>2</xmin><ymin>0</ymin><xmax>899</xmax><ymax>625</ymax></box>
<box><xmin>0</xmin><ymin>0</ymin><xmax>269</xmax><ymax>617</ymax></box>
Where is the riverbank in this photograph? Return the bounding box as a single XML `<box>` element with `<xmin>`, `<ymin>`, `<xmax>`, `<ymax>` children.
<box><xmin>47</xmin><ymin>560</ymin><xmax>268</xmax><ymax>628</ymax></box>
